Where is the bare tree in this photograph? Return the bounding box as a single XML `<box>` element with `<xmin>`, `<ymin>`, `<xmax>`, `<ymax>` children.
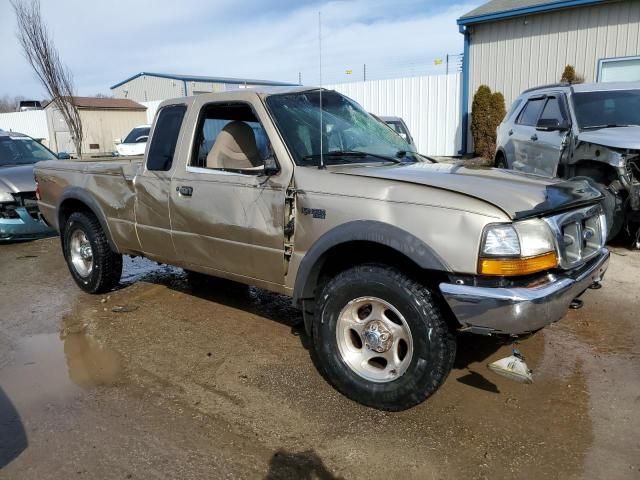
<box><xmin>11</xmin><ymin>0</ymin><xmax>83</xmax><ymax>157</ymax></box>
<box><xmin>0</xmin><ymin>95</ymin><xmax>28</xmax><ymax>113</ymax></box>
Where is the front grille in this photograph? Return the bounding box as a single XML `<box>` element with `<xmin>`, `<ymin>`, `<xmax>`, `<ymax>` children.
<box><xmin>8</xmin><ymin>192</ymin><xmax>40</xmax><ymax>220</ymax></box>
<box><xmin>545</xmin><ymin>205</ymin><xmax>605</xmax><ymax>269</ymax></box>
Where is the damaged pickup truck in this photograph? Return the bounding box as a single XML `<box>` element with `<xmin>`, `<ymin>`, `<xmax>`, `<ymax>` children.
<box><xmin>35</xmin><ymin>87</ymin><xmax>609</xmax><ymax>410</ymax></box>
<box><xmin>495</xmin><ymin>82</ymin><xmax>640</xmax><ymax>245</ymax></box>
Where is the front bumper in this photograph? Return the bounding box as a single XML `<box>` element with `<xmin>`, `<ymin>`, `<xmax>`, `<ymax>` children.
<box><xmin>439</xmin><ymin>249</ymin><xmax>610</xmax><ymax>335</ymax></box>
<box><xmin>0</xmin><ymin>207</ymin><xmax>55</xmax><ymax>241</ymax></box>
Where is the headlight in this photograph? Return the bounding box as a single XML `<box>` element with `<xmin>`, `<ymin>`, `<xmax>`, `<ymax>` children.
<box><xmin>479</xmin><ymin>219</ymin><xmax>558</xmax><ymax>276</ymax></box>
<box><xmin>0</xmin><ymin>192</ymin><xmax>15</xmax><ymax>203</ymax></box>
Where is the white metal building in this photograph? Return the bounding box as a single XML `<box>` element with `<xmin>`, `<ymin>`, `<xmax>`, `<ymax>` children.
<box><xmin>110</xmin><ymin>72</ymin><xmax>297</xmax><ymax>102</ymax></box>
<box><xmin>458</xmin><ymin>0</ymin><xmax>640</xmax><ymax>152</ymax></box>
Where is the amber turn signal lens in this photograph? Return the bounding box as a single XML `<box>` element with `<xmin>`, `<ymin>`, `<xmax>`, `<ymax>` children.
<box><xmin>479</xmin><ymin>251</ymin><xmax>558</xmax><ymax>276</ymax></box>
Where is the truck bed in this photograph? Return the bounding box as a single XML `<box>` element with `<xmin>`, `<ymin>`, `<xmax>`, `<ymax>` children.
<box><xmin>35</xmin><ymin>157</ymin><xmax>144</xmax><ymax>252</ymax></box>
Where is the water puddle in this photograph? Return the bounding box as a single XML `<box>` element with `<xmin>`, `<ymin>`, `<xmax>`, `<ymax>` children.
<box><xmin>121</xmin><ymin>256</ymin><xmax>182</xmax><ymax>285</ymax></box>
<box><xmin>0</xmin><ymin>329</ymin><xmax>122</xmax><ymax>408</ymax></box>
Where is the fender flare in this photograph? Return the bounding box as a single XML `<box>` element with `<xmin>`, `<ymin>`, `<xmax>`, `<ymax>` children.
<box><xmin>57</xmin><ymin>187</ymin><xmax>118</xmax><ymax>252</ymax></box>
<box><xmin>292</xmin><ymin>220</ymin><xmax>450</xmax><ymax>304</ymax></box>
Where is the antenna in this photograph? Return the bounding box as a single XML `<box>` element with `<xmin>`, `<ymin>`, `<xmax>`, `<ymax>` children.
<box><xmin>318</xmin><ymin>11</ymin><xmax>325</xmax><ymax>169</ymax></box>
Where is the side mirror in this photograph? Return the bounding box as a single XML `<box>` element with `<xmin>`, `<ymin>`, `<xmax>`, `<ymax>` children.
<box><xmin>263</xmin><ymin>154</ymin><xmax>280</xmax><ymax>176</ymax></box>
<box><xmin>114</xmin><ymin>138</ymin><xmax>122</xmax><ymax>145</ymax></box>
<box><xmin>536</xmin><ymin>118</ymin><xmax>570</xmax><ymax>132</ymax></box>
<box><xmin>57</xmin><ymin>152</ymin><xmax>71</xmax><ymax>160</ymax></box>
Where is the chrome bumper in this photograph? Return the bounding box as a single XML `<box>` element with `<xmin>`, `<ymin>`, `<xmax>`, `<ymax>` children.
<box><xmin>439</xmin><ymin>249</ymin><xmax>610</xmax><ymax>335</ymax></box>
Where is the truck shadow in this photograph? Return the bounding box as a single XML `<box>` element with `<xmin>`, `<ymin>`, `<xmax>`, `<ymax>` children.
<box><xmin>0</xmin><ymin>386</ymin><xmax>28</xmax><ymax>469</ymax></box>
<box><xmin>124</xmin><ymin>261</ymin><xmax>516</xmax><ymax>375</ymax></box>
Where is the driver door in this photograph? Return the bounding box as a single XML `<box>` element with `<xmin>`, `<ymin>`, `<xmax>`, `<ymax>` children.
<box><xmin>169</xmin><ymin>95</ymin><xmax>293</xmax><ymax>287</ymax></box>
<box><xmin>528</xmin><ymin>94</ymin><xmax>570</xmax><ymax>177</ymax></box>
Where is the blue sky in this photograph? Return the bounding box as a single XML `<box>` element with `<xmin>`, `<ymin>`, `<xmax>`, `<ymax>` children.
<box><xmin>0</xmin><ymin>0</ymin><xmax>479</xmax><ymax>98</ymax></box>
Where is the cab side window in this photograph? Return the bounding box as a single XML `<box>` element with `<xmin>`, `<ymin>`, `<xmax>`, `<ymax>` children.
<box><xmin>516</xmin><ymin>98</ymin><xmax>545</xmax><ymax>126</ymax></box>
<box><xmin>147</xmin><ymin>104</ymin><xmax>187</xmax><ymax>171</ymax></box>
<box><xmin>190</xmin><ymin>103</ymin><xmax>270</xmax><ymax>173</ymax></box>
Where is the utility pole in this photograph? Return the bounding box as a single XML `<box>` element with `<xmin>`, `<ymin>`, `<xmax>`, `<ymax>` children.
<box><xmin>298</xmin><ymin>71</ymin><xmax>302</xmax><ymax>85</ymax></box>
<box><xmin>446</xmin><ymin>54</ymin><xmax>450</xmax><ymax>75</ymax></box>
<box><xmin>363</xmin><ymin>64</ymin><xmax>366</xmax><ymax>81</ymax></box>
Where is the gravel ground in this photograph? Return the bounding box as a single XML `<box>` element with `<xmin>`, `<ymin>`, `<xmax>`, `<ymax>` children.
<box><xmin>0</xmin><ymin>237</ymin><xmax>638</xmax><ymax>479</ymax></box>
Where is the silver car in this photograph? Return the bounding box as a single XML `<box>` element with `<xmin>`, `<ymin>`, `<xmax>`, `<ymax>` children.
<box><xmin>495</xmin><ymin>82</ymin><xmax>640</xmax><ymax>243</ymax></box>
<box><xmin>0</xmin><ymin>130</ymin><xmax>59</xmax><ymax>241</ymax></box>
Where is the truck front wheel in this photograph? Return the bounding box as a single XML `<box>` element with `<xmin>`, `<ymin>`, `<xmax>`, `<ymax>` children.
<box><xmin>63</xmin><ymin>211</ymin><xmax>122</xmax><ymax>293</ymax></box>
<box><xmin>313</xmin><ymin>264</ymin><xmax>456</xmax><ymax>411</ymax></box>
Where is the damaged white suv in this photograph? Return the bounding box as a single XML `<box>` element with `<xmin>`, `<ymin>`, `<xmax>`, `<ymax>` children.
<box><xmin>495</xmin><ymin>82</ymin><xmax>640</xmax><ymax>245</ymax></box>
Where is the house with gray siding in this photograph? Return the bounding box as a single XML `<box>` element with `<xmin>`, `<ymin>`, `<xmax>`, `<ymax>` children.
<box><xmin>110</xmin><ymin>72</ymin><xmax>297</xmax><ymax>102</ymax></box>
<box><xmin>458</xmin><ymin>0</ymin><xmax>640</xmax><ymax>153</ymax></box>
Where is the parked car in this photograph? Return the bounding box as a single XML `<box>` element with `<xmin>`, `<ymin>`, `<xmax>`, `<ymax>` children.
<box><xmin>17</xmin><ymin>100</ymin><xmax>43</xmax><ymax>111</ymax></box>
<box><xmin>115</xmin><ymin>124</ymin><xmax>150</xmax><ymax>156</ymax></box>
<box><xmin>35</xmin><ymin>88</ymin><xmax>609</xmax><ymax>410</ymax></box>
<box><xmin>495</xmin><ymin>82</ymin><xmax>640</xmax><ymax>243</ymax></box>
<box><xmin>380</xmin><ymin>116</ymin><xmax>415</xmax><ymax>147</ymax></box>
<box><xmin>0</xmin><ymin>130</ymin><xmax>59</xmax><ymax>241</ymax></box>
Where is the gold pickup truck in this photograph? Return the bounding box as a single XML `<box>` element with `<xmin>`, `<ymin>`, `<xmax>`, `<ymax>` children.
<box><xmin>34</xmin><ymin>87</ymin><xmax>610</xmax><ymax>410</ymax></box>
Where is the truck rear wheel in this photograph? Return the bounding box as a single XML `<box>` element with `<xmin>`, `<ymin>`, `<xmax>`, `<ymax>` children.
<box><xmin>313</xmin><ymin>264</ymin><xmax>456</xmax><ymax>411</ymax></box>
<box><xmin>63</xmin><ymin>211</ymin><xmax>122</xmax><ymax>293</ymax></box>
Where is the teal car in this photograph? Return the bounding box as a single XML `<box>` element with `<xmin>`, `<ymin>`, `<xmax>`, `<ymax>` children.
<box><xmin>0</xmin><ymin>130</ymin><xmax>59</xmax><ymax>241</ymax></box>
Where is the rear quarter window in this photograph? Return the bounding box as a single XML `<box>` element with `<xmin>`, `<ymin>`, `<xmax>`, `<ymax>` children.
<box><xmin>146</xmin><ymin>105</ymin><xmax>187</xmax><ymax>171</ymax></box>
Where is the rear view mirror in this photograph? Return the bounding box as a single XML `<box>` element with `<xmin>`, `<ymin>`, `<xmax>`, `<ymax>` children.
<box><xmin>536</xmin><ymin>118</ymin><xmax>570</xmax><ymax>132</ymax></box>
<box><xmin>57</xmin><ymin>152</ymin><xmax>70</xmax><ymax>160</ymax></box>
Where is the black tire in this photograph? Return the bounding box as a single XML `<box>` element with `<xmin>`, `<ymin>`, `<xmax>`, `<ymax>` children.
<box><xmin>495</xmin><ymin>152</ymin><xmax>508</xmax><ymax>169</ymax></box>
<box><xmin>313</xmin><ymin>264</ymin><xmax>456</xmax><ymax>411</ymax></box>
<box><xmin>63</xmin><ymin>211</ymin><xmax>122</xmax><ymax>293</ymax></box>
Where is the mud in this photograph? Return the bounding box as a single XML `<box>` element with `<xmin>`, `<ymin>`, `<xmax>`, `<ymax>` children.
<box><xmin>1</xmin><ymin>238</ymin><xmax>639</xmax><ymax>479</ymax></box>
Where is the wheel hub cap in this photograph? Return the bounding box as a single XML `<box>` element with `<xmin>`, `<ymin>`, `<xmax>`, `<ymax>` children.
<box><xmin>69</xmin><ymin>229</ymin><xmax>93</xmax><ymax>277</ymax></box>
<box><xmin>335</xmin><ymin>296</ymin><xmax>414</xmax><ymax>383</ymax></box>
<box><xmin>363</xmin><ymin>320</ymin><xmax>393</xmax><ymax>353</ymax></box>
<box><xmin>80</xmin><ymin>244</ymin><xmax>93</xmax><ymax>260</ymax></box>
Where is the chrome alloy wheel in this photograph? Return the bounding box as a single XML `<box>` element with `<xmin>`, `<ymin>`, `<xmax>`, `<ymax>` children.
<box><xmin>336</xmin><ymin>296</ymin><xmax>413</xmax><ymax>383</ymax></box>
<box><xmin>69</xmin><ymin>229</ymin><xmax>93</xmax><ymax>277</ymax></box>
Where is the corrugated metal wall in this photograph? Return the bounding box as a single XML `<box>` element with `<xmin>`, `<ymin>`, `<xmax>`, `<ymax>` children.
<box><xmin>112</xmin><ymin>75</ymin><xmax>245</xmax><ymax>102</ymax></box>
<box><xmin>469</xmin><ymin>0</ymin><xmax>640</xmax><ymax>106</ymax></box>
<box><xmin>326</xmin><ymin>74</ymin><xmax>462</xmax><ymax>156</ymax></box>
<box><xmin>0</xmin><ymin>110</ymin><xmax>50</xmax><ymax>146</ymax></box>
<box><xmin>112</xmin><ymin>75</ymin><xmax>187</xmax><ymax>101</ymax></box>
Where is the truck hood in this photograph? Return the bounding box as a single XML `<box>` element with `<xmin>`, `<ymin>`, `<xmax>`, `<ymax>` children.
<box><xmin>0</xmin><ymin>164</ymin><xmax>36</xmax><ymax>194</ymax></box>
<box><xmin>577</xmin><ymin>126</ymin><xmax>640</xmax><ymax>150</ymax></box>
<box><xmin>334</xmin><ymin>162</ymin><xmax>602</xmax><ymax>219</ymax></box>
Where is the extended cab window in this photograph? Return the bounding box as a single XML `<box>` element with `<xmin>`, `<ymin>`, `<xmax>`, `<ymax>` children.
<box><xmin>516</xmin><ymin>97</ymin><xmax>545</xmax><ymax>126</ymax></box>
<box><xmin>190</xmin><ymin>103</ymin><xmax>270</xmax><ymax>173</ymax></box>
<box><xmin>147</xmin><ymin>104</ymin><xmax>186</xmax><ymax>171</ymax></box>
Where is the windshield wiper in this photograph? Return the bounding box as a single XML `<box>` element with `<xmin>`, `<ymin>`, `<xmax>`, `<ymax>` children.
<box><xmin>302</xmin><ymin>150</ymin><xmax>405</xmax><ymax>164</ymax></box>
<box><xmin>581</xmin><ymin>124</ymin><xmax>639</xmax><ymax>130</ymax></box>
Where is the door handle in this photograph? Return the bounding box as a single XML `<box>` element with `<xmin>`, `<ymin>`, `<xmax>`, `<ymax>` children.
<box><xmin>176</xmin><ymin>185</ymin><xmax>193</xmax><ymax>197</ymax></box>
<box><xmin>530</xmin><ymin>134</ymin><xmax>538</xmax><ymax>141</ymax></box>
<box><xmin>508</xmin><ymin>129</ymin><xmax>513</xmax><ymax>136</ymax></box>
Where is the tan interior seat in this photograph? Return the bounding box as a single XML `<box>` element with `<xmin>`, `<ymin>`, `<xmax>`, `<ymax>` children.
<box><xmin>206</xmin><ymin>121</ymin><xmax>263</xmax><ymax>170</ymax></box>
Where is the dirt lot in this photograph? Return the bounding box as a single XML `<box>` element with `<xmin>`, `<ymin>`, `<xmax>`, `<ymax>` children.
<box><xmin>1</xmin><ymin>237</ymin><xmax>639</xmax><ymax>479</ymax></box>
